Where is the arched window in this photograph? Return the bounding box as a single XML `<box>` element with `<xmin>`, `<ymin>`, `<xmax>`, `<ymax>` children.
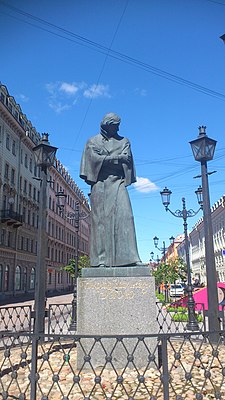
<box><xmin>0</xmin><ymin>265</ymin><xmax>3</xmax><ymax>291</ymax></box>
<box><xmin>4</xmin><ymin>265</ymin><xmax>9</xmax><ymax>291</ymax></box>
<box><xmin>30</xmin><ymin>268</ymin><xmax>35</xmax><ymax>290</ymax></box>
<box><xmin>15</xmin><ymin>265</ymin><xmax>21</xmax><ymax>291</ymax></box>
<box><xmin>23</xmin><ymin>267</ymin><xmax>27</xmax><ymax>291</ymax></box>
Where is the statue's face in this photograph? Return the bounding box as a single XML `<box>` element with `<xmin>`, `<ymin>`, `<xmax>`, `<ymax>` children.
<box><xmin>105</xmin><ymin>124</ymin><xmax>119</xmax><ymax>137</ymax></box>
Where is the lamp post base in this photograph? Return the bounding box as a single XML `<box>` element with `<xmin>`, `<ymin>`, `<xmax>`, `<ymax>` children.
<box><xmin>186</xmin><ymin>284</ymin><xmax>200</xmax><ymax>331</ymax></box>
<box><xmin>69</xmin><ymin>321</ymin><xmax>77</xmax><ymax>331</ymax></box>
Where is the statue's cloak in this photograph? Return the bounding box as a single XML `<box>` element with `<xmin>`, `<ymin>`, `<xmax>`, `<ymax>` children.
<box><xmin>80</xmin><ymin>133</ymin><xmax>141</xmax><ymax>267</ymax></box>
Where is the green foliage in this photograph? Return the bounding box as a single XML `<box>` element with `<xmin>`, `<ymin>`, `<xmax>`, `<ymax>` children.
<box><xmin>155</xmin><ymin>292</ymin><xmax>166</xmax><ymax>303</ymax></box>
<box><xmin>167</xmin><ymin>306</ymin><xmax>187</xmax><ymax>313</ymax></box>
<box><xmin>63</xmin><ymin>255</ymin><xmax>90</xmax><ymax>277</ymax></box>
<box><xmin>153</xmin><ymin>257</ymin><xmax>187</xmax><ymax>286</ymax></box>
<box><xmin>171</xmin><ymin>313</ymin><xmax>203</xmax><ymax>322</ymax></box>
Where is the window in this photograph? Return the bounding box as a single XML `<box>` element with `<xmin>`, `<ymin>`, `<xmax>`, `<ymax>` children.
<box><xmin>15</xmin><ymin>266</ymin><xmax>21</xmax><ymax>291</ymax></box>
<box><xmin>48</xmin><ymin>272</ymin><xmax>52</xmax><ymax>285</ymax></box>
<box><xmin>23</xmin><ymin>267</ymin><xmax>27</xmax><ymax>291</ymax></box>
<box><xmin>20</xmin><ymin>176</ymin><xmax>22</xmax><ymax>191</ymax></box>
<box><xmin>30</xmin><ymin>268</ymin><xmax>35</xmax><ymax>289</ymax></box>
<box><xmin>0</xmin><ymin>265</ymin><xmax>2</xmax><ymax>291</ymax></box>
<box><xmin>4</xmin><ymin>163</ymin><xmax>9</xmax><ymax>180</ymax></box>
<box><xmin>29</xmin><ymin>183</ymin><xmax>32</xmax><ymax>197</ymax></box>
<box><xmin>21</xmin><ymin>236</ymin><xmax>24</xmax><ymax>250</ymax></box>
<box><xmin>1</xmin><ymin>229</ymin><xmax>6</xmax><ymax>245</ymax></box>
<box><xmin>27</xmin><ymin>210</ymin><xmax>31</xmax><ymax>225</ymax></box>
<box><xmin>24</xmin><ymin>154</ymin><xmax>28</xmax><ymax>168</ymax></box>
<box><xmin>7</xmin><ymin>231</ymin><xmax>11</xmax><ymax>247</ymax></box>
<box><xmin>29</xmin><ymin>158</ymin><xmax>32</xmax><ymax>173</ymax></box>
<box><xmin>12</xmin><ymin>140</ymin><xmax>16</xmax><ymax>155</ymax></box>
<box><xmin>20</xmin><ymin>149</ymin><xmax>23</xmax><ymax>164</ymax></box>
<box><xmin>22</xmin><ymin>207</ymin><xmax>26</xmax><ymax>223</ymax></box>
<box><xmin>34</xmin><ymin>164</ymin><xmax>37</xmax><ymax>177</ymax></box>
<box><xmin>32</xmin><ymin>213</ymin><xmax>35</xmax><ymax>227</ymax></box>
<box><xmin>11</xmin><ymin>168</ymin><xmax>15</xmax><ymax>185</ymax></box>
<box><xmin>4</xmin><ymin>266</ymin><xmax>9</xmax><ymax>291</ymax></box>
<box><xmin>37</xmin><ymin>191</ymin><xmax>40</xmax><ymax>202</ymax></box>
<box><xmin>23</xmin><ymin>179</ymin><xmax>27</xmax><ymax>194</ymax></box>
<box><xmin>6</xmin><ymin>134</ymin><xmax>10</xmax><ymax>150</ymax></box>
<box><xmin>33</xmin><ymin>187</ymin><xmax>36</xmax><ymax>201</ymax></box>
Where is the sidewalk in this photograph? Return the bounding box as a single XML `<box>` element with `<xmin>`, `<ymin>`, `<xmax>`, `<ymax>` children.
<box><xmin>0</xmin><ymin>292</ymin><xmax>73</xmax><ymax>308</ymax></box>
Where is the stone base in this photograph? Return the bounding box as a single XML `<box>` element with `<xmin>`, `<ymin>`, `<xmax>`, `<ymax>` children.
<box><xmin>77</xmin><ymin>269</ymin><xmax>157</xmax><ymax>369</ymax></box>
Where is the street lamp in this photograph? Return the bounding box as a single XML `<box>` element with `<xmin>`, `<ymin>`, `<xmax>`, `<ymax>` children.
<box><xmin>33</xmin><ymin>133</ymin><xmax>58</xmax><ymax>334</ymax></box>
<box><xmin>153</xmin><ymin>235</ymin><xmax>175</xmax><ymax>301</ymax></box>
<box><xmin>153</xmin><ymin>235</ymin><xmax>175</xmax><ymax>261</ymax></box>
<box><xmin>190</xmin><ymin>126</ymin><xmax>220</xmax><ymax>333</ymax></box>
<box><xmin>150</xmin><ymin>251</ymin><xmax>160</xmax><ymax>263</ymax></box>
<box><xmin>160</xmin><ymin>186</ymin><xmax>203</xmax><ymax>331</ymax></box>
<box><xmin>56</xmin><ymin>191</ymin><xmax>89</xmax><ymax>331</ymax></box>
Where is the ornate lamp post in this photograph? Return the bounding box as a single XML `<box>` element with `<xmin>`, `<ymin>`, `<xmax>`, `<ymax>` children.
<box><xmin>160</xmin><ymin>186</ymin><xmax>203</xmax><ymax>331</ymax></box>
<box><xmin>56</xmin><ymin>191</ymin><xmax>89</xmax><ymax>331</ymax></box>
<box><xmin>190</xmin><ymin>126</ymin><xmax>220</xmax><ymax>333</ymax></box>
<box><xmin>33</xmin><ymin>133</ymin><xmax>58</xmax><ymax>334</ymax></box>
<box><xmin>153</xmin><ymin>235</ymin><xmax>175</xmax><ymax>302</ymax></box>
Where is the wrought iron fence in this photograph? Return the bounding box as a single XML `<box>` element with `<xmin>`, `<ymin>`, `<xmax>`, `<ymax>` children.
<box><xmin>47</xmin><ymin>303</ymin><xmax>73</xmax><ymax>335</ymax></box>
<box><xmin>1</xmin><ymin>330</ymin><xmax>225</xmax><ymax>399</ymax></box>
<box><xmin>1</xmin><ymin>302</ymin><xmax>224</xmax><ymax>336</ymax></box>
<box><xmin>0</xmin><ymin>305</ymin><xmax>32</xmax><ymax>334</ymax></box>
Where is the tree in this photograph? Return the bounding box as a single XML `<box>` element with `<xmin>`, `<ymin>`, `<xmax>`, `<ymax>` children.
<box><xmin>153</xmin><ymin>257</ymin><xmax>187</xmax><ymax>286</ymax></box>
<box><xmin>63</xmin><ymin>255</ymin><xmax>90</xmax><ymax>277</ymax></box>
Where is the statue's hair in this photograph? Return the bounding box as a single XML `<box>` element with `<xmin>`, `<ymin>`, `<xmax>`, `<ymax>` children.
<box><xmin>100</xmin><ymin>112</ymin><xmax>121</xmax><ymax>126</ymax></box>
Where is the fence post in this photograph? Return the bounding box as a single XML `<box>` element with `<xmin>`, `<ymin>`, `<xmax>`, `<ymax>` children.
<box><xmin>30</xmin><ymin>333</ymin><xmax>38</xmax><ymax>400</ymax></box>
<box><xmin>161</xmin><ymin>335</ymin><xmax>170</xmax><ymax>400</ymax></box>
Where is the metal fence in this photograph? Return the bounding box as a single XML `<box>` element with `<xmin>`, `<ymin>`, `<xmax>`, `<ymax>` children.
<box><xmin>1</xmin><ymin>302</ymin><xmax>224</xmax><ymax>335</ymax></box>
<box><xmin>1</xmin><ymin>330</ymin><xmax>225</xmax><ymax>399</ymax></box>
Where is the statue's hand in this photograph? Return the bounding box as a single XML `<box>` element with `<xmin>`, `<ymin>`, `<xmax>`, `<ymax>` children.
<box><xmin>118</xmin><ymin>154</ymin><xmax>131</xmax><ymax>164</ymax></box>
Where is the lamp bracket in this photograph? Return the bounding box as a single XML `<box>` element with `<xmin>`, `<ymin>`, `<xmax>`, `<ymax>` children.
<box><xmin>167</xmin><ymin>206</ymin><xmax>202</xmax><ymax>219</ymax></box>
<box><xmin>194</xmin><ymin>170</ymin><xmax>217</xmax><ymax>179</ymax></box>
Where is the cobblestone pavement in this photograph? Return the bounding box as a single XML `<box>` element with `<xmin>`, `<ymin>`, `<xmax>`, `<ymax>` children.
<box><xmin>1</xmin><ymin>337</ymin><xmax>225</xmax><ymax>399</ymax></box>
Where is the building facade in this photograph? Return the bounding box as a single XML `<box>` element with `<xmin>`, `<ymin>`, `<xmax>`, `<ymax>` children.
<box><xmin>189</xmin><ymin>195</ymin><xmax>225</xmax><ymax>285</ymax></box>
<box><xmin>0</xmin><ymin>83</ymin><xmax>90</xmax><ymax>301</ymax></box>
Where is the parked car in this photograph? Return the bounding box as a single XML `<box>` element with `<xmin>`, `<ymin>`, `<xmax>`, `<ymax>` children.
<box><xmin>169</xmin><ymin>283</ymin><xmax>184</xmax><ymax>298</ymax></box>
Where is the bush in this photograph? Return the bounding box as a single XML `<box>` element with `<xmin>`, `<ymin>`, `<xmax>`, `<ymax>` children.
<box><xmin>156</xmin><ymin>292</ymin><xmax>166</xmax><ymax>302</ymax></box>
<box><xmin>167</xmin><ymin>306</ymin><xmax>187</xmax><ymax>313</ymax></box>
<box><xmin>171</xmin><ymin>313</ymin><xmax>203</xmax><ymax>322</ymax></box>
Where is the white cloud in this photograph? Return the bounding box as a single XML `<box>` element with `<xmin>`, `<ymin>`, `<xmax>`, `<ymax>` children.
<box><xmin>59</xmin><ymin>82</ymin><xmax>79</xmax><ymax>95</ymax></box>
<box><xmin>45</xmin><ymin>81</ymin><xmax>110</xmax><ymax>113</ymax></box>
<box><xmin>17</xmin><ymin>93</ymin><xmax>29</xmax><ymax>102</ymax></box>
<box><xmin>49</xmin><ymin>101</ymin><xmax>70</xmax><ymax>113</ymax></box>
<box><xmin>133</xmin><ymin>177</ymin><xmax>159</xmax><ymax>193</ymax></box>
<box><xmin>83</xmin><ymin>84</ymin><xmax>111</xmax><ymax>99</ymax></box>
<box><xmin>134</xmin><ymin>88</ymin><xmax>147</xmax><ymax>97</ymax></box>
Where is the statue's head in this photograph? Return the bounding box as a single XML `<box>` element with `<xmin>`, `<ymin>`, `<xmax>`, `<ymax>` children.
<box><xmin>101</xmin><ymin>112</ymin><xmax>121</xmax><ymax>127</ymax></box>
<box><xmin>100</xmin><ymin>113</ymin><xmax>121</xmax><ymax>137</ymax></box>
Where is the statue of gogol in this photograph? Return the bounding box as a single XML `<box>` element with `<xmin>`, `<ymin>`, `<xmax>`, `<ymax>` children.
<box><xmin>80</xmin><ymin>113</ymin><xmax>141</xmax><ymax>267</ymax></box>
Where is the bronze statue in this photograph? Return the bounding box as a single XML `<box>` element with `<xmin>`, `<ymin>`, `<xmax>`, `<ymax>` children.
<box><xmin>80</xmin><ymin>113</ymin><xmax>141</xmax><ymax>267</ymax></box>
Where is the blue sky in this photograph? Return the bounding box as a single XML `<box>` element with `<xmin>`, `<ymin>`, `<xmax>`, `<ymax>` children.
<box><xmin>1</xmin><ymin>0</ymin><xmax>225</xmax><ymax>262</ymax></box>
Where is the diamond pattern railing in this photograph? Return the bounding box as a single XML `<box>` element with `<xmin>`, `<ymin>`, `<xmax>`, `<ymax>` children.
<box><xmin>1</xmin><ymin>331</ymin><xmax>225</xmax><ymax>399</ymax></box>
<box><xmin>156</xmin><ymin>302</ymin><xmax>206</xmax><ymax>333</ymax></box>
<box><xmin>1</xmin><ymin>302</ymin><xmax>223</xmax><ymax>337</ymax></box>
<box><xmin>48</xmin><ymin>303</ymin><xmax>73</xmax><ymax>335</ymax></box>
<box><xmin>0</xmin><ymin>306</ymin><xmax>32</xmax><ymax>334</ymax></box>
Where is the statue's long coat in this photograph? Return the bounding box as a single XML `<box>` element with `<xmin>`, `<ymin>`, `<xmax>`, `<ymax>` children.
<box><xmin>80</xmin><ymin>133</ymin><xmax>141</xmax><ymax>267</ymax></box>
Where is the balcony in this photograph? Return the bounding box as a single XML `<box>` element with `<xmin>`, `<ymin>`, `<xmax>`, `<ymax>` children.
<box><xmin>0</xmin><ymin>209</ymin><xmax>23</xmax><ymax>228</ymax></box>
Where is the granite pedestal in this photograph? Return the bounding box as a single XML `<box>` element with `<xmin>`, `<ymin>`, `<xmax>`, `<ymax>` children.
<box><xmin>77</xmin><ymin>266</ymin><xmax>158</xmax><ymax>369</ymax></box>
